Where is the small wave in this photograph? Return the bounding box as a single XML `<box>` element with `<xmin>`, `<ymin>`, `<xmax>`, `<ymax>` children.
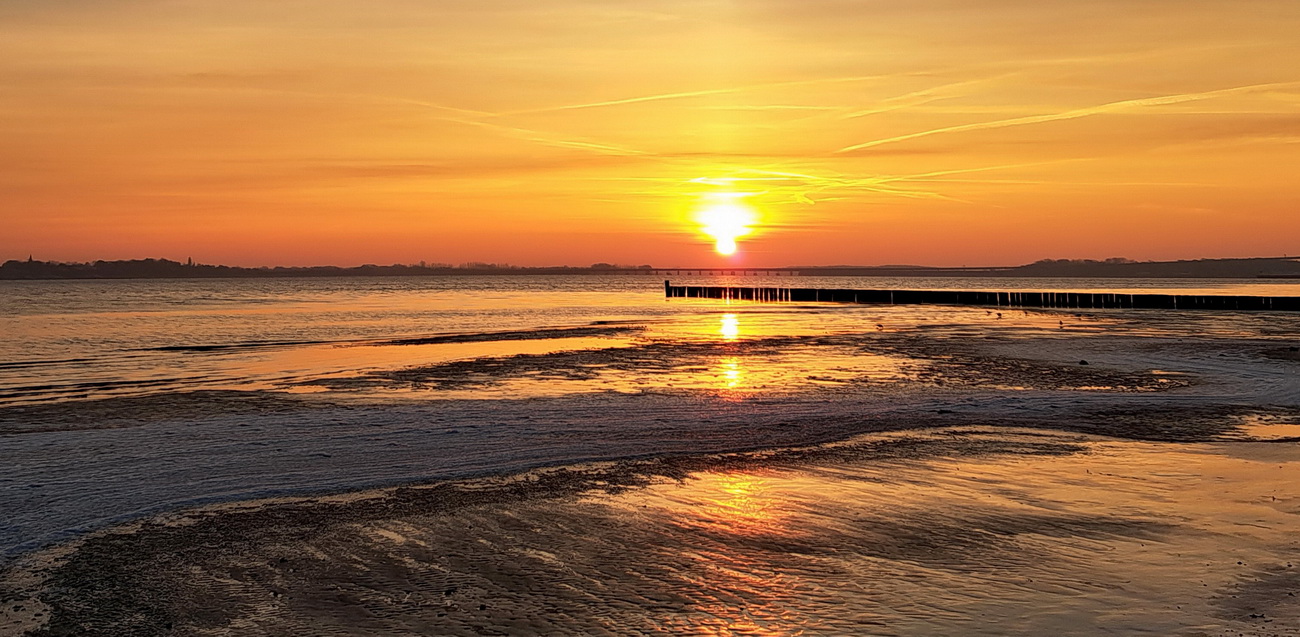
<box><xmin>0</xmin><ymin>375</ymin><xmax>217</xmax><ymax>394</ymax></box>
<box><xmin>0</xmin><ymin>375</ymin><xmax>223</xmax><ymax>403</ymax></box>
<box><xmin>121</xmin><ymin>323</ymin><xmax>641</xmax><ymax>354</ymax></box>
<box><xmin>0</xmin><ymin>357</ymin><xmax>98</xmax><ymax>370</ymax></box>
<box><xmin>142</xmin><ymin>339</ymin><xmax>337</xmax><ymax>353</ymax></box>
<box><xmin>378</xmin><ymin>324</ymin><xmax>640</xmax><ymax>346</ymax></box>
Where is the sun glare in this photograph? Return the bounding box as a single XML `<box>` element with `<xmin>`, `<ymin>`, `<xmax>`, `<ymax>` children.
<box><xmin>697</xmin><ymin>198</ymin><xmax>758</xmax><ymax>256</ymax></box>
<box><xmin>720</xmin><ymin>313</ymin><xmax>739</xmax><ymax>340</ymax></box>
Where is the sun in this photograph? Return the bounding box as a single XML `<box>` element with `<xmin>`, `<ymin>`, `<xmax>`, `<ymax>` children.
<box><xmin>697</xmin><ymin>199</ymin><xmax>758</xmax><ymax>256</ymax></box>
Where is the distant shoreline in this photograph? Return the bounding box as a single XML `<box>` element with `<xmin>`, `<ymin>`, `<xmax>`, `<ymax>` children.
<box><xmin>2</xmin><ymin>256</ymin><xmax>1299</xmax><ymax>280</ymax></box>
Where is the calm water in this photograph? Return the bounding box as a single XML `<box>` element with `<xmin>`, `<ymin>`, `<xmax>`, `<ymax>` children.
<box><xmin>3</xmin><ymin>275</ymin><xmax>1299</xmax><ymax>405</ymax></box>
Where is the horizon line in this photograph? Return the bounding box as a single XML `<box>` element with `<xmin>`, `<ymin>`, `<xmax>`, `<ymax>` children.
<box><xmin>4</xmin><ymin>254</ymin><xmax>1298</xmax><ymax>272</ymax></box>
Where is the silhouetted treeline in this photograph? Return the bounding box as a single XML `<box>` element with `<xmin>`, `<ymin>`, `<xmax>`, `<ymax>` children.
<box><xmin>774</xmin><ymin>257</ymin><xmax>1300</xmax><ymax>279</ymax></box>
<box><xmin>2</xmin><ymin>256</ymin><xmax>1298</xmax><ymax>280</ymax></box>
<box><xmin>1016</xmin><ymin>257</ymin><xmax>1300</xmax><ymax>278</ymax></box>
<box><xmin>0</xmin><ymin>258</ymin><xmax>656</xmax><ymax>280</ymax></box>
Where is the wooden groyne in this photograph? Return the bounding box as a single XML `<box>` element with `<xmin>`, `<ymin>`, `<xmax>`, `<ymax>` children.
<box><xmin>664</xmin><ymin>281</ymin><xmax>1300</xmax><ymax>311</ymax></box>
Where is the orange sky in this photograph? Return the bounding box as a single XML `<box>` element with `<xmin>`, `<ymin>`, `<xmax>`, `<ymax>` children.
<box><xmin>2</xmin><ymin>0</ymin><xmax>1299</xmax><ymax>267</ymax></box>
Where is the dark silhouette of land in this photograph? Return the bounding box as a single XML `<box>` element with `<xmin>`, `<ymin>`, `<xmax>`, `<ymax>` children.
<box><xmin>2</xmin><ymin>256</ymin><xmax>1299</xmax><ymax>280</ymax></box>
<box><xmin>0</xmin><ymin>258</ymin><xmax>655</xmax><ymax>280</ymax></box>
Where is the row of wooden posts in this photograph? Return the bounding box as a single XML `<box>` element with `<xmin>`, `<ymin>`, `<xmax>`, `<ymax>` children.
<box><xmin>664</xmin><ymin>281</ymin><xmax>1300</xmax><ymax>311</ymax></box>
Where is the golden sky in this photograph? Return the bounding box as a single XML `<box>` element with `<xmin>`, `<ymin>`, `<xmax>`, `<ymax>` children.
<box><xmin>2</xmin><ymin>0</ymin><xmax>1299</xmax><ymax>266</ymax></box>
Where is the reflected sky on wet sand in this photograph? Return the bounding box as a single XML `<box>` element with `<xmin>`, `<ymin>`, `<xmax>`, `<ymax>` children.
<box><xmin>460</xmin><ymin>436</ymin><xmax>1300</xmax><ymax>635</ymax></box>
<box><xmin>94</xmin><ymin>430</ymin><xmax>1299</xmax><ymax>636</ymax></box>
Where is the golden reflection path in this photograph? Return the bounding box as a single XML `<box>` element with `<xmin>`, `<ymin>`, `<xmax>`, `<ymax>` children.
<box><xmin>716</xmin><ymin>313</ymin><xmax>747</xmax><ymax>394</ymax></box>
<box><xmin>719</xmin><ymin>358</ymin><xmax>743</xmax><ymax>390</ymax></box>
<box><xmin>659</xmin><ymin>470</ymin><xmax>807</xmax><ymax>636</ymax></box>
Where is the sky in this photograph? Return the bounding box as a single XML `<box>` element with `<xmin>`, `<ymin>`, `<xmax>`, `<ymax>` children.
<box><xmin>2</xmin><ymin>0</ymin><xmax>1299</xmax><ymax>267</ymax></box>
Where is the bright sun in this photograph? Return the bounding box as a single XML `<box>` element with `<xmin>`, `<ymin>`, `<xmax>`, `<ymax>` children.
<box><xmin>697</xmin><ymin>199</ymin><xmax>758</xmax><ymax>256</ymax></box>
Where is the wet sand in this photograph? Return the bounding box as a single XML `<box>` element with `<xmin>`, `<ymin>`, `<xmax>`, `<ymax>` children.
<box><xmin>3</xmin><ymin>427</ymin><xmax>1299</xmax><ymax>636</ymax></box>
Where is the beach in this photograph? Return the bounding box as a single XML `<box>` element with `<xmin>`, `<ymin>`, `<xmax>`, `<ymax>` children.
<box><xmin>7</xmin><ymin>0</ymin><xmax>1300</xmax><ymax>632</ymax></box>
<box><xmin>2</xmin><ymin>276</ymin><xmax>1299</xmax><ymax>636</ymax></box>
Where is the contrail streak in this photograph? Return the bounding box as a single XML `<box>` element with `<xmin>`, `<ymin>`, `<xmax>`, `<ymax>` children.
<box><xmin>839</xmin><ymin>77</ymin><xmax>1008</xmax><ymax>120</ymax></box>
<box><xmin>490</xmin><ymin>46</ymin><xmax>1233</xmax><ymax>119</ymax></box>
<box><xmin>493</xmin><ymin>74</ymin><xmax>920</xmax><ymax>116</ymax></box>
<box><xmin>835</xmin><ymin>81</ymin><xmax>1300</xmax><ymax>153</ymax></box>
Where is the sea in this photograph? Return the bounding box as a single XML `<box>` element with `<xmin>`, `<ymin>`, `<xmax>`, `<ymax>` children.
<box><xmin>5</xmin><ymin>275</ymin><xmax>1298</xmax><ymax>406</ymax></box>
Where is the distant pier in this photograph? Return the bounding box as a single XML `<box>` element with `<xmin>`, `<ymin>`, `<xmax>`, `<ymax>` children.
<box><xmin>664</xmin><ymin>282</ymin><xmax>1300</xmax><ymax>311</ymax></box>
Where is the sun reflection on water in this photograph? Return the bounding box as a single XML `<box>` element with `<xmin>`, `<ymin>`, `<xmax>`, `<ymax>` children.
<box><xmin>719</xmin><ymin>357</ymin><xmax>743</xmax><ymax>390</ymax></box>
<box><xmin>720</xmin><ymin>313</ymin><xmax>740</xmax><ymax>340</ymax></box>
<box><xmin>716</xmin><ymin>314</ymin><xmax>746</xmax><ymax>393</ymax></box>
